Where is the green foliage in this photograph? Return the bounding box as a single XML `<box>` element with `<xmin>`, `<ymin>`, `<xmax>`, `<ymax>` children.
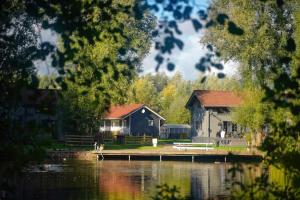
<box><xmin>152</xmin><ymin>184</ymin><xmax>186</xmax><ymax>200</ymax></box>
<box><xmin>231</xmin><ymin>85</ymin><xmax>268</xmax><ymax>147</ymax></box>
<box><xmin>38</xmin><ymin>74</ymin><xmax>59</xmax><ymax>89</ymax></box>
<box><xmin>127</xmin><ymin>76</ymin><xmax>161</xmax><ymax>111</ymax></box>
<box><xmin>0</xmin><ymin>0</ymin><xmax>155</xmax><ymax>197</ymax></box>
<box><xmin>59</xmin><ymin>78</ymin><xmax>102</xmax><ymax>135</ymax></box>
<box><xmin>204</xmin><ymin>0</ymin><xmax>300</xmax><ymax>198</ymax></box>
<box><xmin>0</xmin><ymin>0</ymin><xmax>238</xmax><ymax>178</ymax></box>
<box><xmin>202</xmin><ymin>0</ymin><xmax>285</xmax><ymax>85</ymax></box>
<box><xmin>128</xmin><ymin>72</ymin><xmax>240</xmax><ymax>124</ymax></box>
<box><xmin>230</xmin><ymin>166</ymin><xmax>299</xmax><ymax>200</ymax></box>
<box><xmin>160</xmin><ymin>73</ymin><xmax>191</xmax><ymax>124</ymax></box>
<box><xmin>3</xmin><ymin>0</ymin><xmax>300</xmax><ymax>199</ymax></box>
<box><xmin>148</xmin><ymin>72</ymin><xmax>170</xmax><ymax>92</ymax></box>
<box><xmin>57</xmin><ymin>0</ymin><xmax>155</xmax><ymax>135</ymax></box>
<box><xmin>192</xmin><ymin>74</ymin><xmax>240</xmax><ymax>91</ymax></box>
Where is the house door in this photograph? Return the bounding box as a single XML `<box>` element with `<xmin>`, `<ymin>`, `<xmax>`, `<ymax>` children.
<box><xmin>195</xmin><ymin>120</ymin><xmax>202</xmax><ymax>137</ymax></box>
<box><xmin>223</xmin><ymin>121</ymin><xmax>228</xmax><ymax>132</ymax></box>
<box><xmin>223</xmin><ymin>121</ymin><xmax>233</xmax><ymax>134</ymax></box>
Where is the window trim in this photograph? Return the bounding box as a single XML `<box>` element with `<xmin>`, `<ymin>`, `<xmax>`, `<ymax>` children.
<box><xmin>148</xmin><ymin>119</ymin><xmax>154</xmax><ymax>126</ymax></box>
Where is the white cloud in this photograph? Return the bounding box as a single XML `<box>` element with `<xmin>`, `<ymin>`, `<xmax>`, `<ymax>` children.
<box><xmin>35</xmin><ymin>29</ymin><xmax>58</xmax><ymax>76</ymax></box>
<box><xmin>141</xmin><ymin>21</ymin><xmax>239</xmax><ymax>80</ymax></box>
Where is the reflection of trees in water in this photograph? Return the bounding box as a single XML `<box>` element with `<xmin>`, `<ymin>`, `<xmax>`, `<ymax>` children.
<box><xmin>19</xmin><ymin>161</ymin><xmax>261</xmax><ymax>200</ymax></box>
<box><xmin>21</xmin><ymin>162</ymin><xmax>104</xmax><ymax>199</ymax></box>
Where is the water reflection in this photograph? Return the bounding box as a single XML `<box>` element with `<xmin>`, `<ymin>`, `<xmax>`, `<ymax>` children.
<box><xmin>21</xmin><ymin>160</ymin><xmax>259</xmax><ymax>200</ymax></box>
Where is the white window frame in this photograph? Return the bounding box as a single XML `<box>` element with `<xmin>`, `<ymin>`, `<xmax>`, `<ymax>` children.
<box><xmin>148</xmin><ymin>120</ymin><xmax>154</xmax><ymax>126</ymax></box>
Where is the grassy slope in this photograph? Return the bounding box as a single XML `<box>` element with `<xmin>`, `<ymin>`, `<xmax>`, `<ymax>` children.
<box><xmin>48</xmin><ymin>139</ymin><xmax>247</xmax><ymax>151</ymax></box>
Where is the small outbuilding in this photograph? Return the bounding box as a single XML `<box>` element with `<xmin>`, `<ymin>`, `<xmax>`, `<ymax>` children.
<box><xmin>160</xmin><ymin>124</ymin><xmax>191</xmax><ymax>139</ymax></box>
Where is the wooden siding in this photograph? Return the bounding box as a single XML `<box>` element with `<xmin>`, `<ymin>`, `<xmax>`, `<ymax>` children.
<box><xmin>188</xmin><ymin>98</ymin><xmax>241</xmax><ymax>138</ymax></box>
<box><xmin>129</xmin><ymin>107</ymin><xmax>160</xmax><ymax>137</ymax></box>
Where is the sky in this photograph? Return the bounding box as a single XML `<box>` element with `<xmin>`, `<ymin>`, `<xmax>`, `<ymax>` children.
<box><xmin>35</xmin><ymin>28</ymin><xmax>57</xmax><ymax>76</ymax></box>
<box><xmin>140</xmin><ymin>20</ymin><xmax>238</xmax><ymax>80</ymax></box>
<box><xmin>36</xmin><ymin>0</ymin><xmax>239</xmax><ymax>80</ymax></box>
<box><xmin>140</xmin><ymin>0</ymin><xmax>238</xmax><ymax>80</ymax></box>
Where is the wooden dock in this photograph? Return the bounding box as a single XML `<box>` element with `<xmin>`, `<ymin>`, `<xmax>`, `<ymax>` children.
<box><xmin>95</xmin><ymin>148</ymin><xmax>263</xmax><ymax>163</ymax></box>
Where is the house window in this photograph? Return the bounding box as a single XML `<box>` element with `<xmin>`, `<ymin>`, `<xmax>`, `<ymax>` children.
<box><xmin>123</xmin><ymin>120</ymin><xmax>127</xmax><ymax>127</ymax></box>
<box><xmin>148</xmin><ymin>120</ymin><xmax>154</xmax><ymax>126</ymax></box>
<box><xmin>195</xmin><ymin>121</ymin><xmax>202</xmax><ymax>130</ymax></box>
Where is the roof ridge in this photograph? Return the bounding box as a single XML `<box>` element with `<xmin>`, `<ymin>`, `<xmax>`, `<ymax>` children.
<box><xmin>186</xmin><ymin>90</ymin><xmax>241</xmax><ymax>108</ymax></box>
<box><xmin>111</xmin><ymin>103</ymin><xmax>144</xmax><ymax>106</ymax></box>
<box><xmin>193</xmin><ymin>89</ymin><xmax>234</xmax><ymax>92</ymax></box>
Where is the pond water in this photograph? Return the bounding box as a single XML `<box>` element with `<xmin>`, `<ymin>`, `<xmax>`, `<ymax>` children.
<box><xmin>20</xmin><ymin>160</ymin><xmax>260</xmax><ymax>200</ymax></box>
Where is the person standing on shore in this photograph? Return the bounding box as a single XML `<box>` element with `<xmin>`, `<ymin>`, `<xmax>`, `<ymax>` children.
<box><xmin>94</xmin><ymin>131</ymin><xmax>104</xmax><ymax>150</ymax></box>
<box><xmin>94</xmin><ymin>131</ymin><xmax>104</xmax><ymax>160</ymax></box>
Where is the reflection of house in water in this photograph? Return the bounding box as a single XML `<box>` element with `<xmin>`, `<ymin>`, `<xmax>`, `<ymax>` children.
<box><xmin>97</xmin><ymin>161</ymin><xmax>192</xmax><ymax>199</ymax></box>
<box><xmin>97</xmin><ymin>161</ymin><xmax>240</xmax><ymax>200</ymax></box>
<box><xmin>97</xmin><ymin>161</ymin><xmax>145</xmax><ymax>199</ymax></box>
<box><xmin>189</xmin><ymin>163</ymin><xmax>255</xmax><ymax>200</ymax></box>
<box><xmin>190</xmin><ymin>164</ymin><xmax>234</xmax><ymax>200</ymax></box>
<box><xmin>20</xmin><ymin>160</ymin><xmax>260</xmax><ymax>200</ymax></box>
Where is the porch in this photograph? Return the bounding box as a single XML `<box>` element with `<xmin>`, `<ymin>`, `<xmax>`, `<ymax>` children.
<box><xmin>99</xmin><ymin>119</ymin><xmax>130</xmax><ymax>135</ymax></box>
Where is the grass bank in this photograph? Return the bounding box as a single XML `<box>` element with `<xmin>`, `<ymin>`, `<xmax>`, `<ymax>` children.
<box><xmin>48</xmin><ymin>142</ymin><xmax>93</xmax><ymax>151</ymax></box>
<box><xmin>48</xmin><ymin>139</ymin><xmax>247</xmax><ymax>152</ymax></box>
<box><xmin>158</xmin><ymin>139</ymin><xmax>192</xmax><ymax>144</ymax></box>
<box><xmin>104</xmin><ymin>144</ymin><xmax>162</xmax><ymax>150</ymax></box>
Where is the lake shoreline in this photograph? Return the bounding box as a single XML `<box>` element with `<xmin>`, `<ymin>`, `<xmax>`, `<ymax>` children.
<box><xmin>47</xmin><ymin>146</ymin><xmax>263</xmax><ymax>163</ymax></box>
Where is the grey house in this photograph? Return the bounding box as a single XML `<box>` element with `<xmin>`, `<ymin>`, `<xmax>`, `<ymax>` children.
<box><xmin>100</xmin><ymin>104</ymin><xmax>165</xmax><ymax>137</ymax></box>
<box><xmin>186</xmin><ymin>90</ymin><xmax>242</xmax><ymax>138</ymax></box>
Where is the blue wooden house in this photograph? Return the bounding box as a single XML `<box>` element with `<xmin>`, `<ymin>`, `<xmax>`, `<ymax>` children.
<box><xmin>100</xmin><ymin>104</ymin><xmax>165</xmax><ymax>137</ymax></box>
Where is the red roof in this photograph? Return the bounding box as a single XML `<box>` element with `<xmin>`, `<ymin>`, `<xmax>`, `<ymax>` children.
<box><xmin>188</xmin><ymin>90</ymin><xmax>241</xmax><ymax>107</ymax></box>
<box><xmin>104</xmin><ymin>104</ymin><xmax>144</xmax><ymax>119</ymax></box>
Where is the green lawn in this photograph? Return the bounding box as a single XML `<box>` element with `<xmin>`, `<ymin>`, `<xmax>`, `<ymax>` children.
<box><xmin>173</xmin><ymin>144</ymin><xmax>247</xmax><ymax>151</ymax></box>
<box><xmin>104</xmin><ymin>144</ymin><xmax>247</xmax><ymax>151</ymax></box>
<box><xmin>104</xmin><ymin>144</ymin><xmax>162</xmax><ymax>150</ymax></box>
<box><xmin>214</xmin><ymin>145</ymin><xmax>247</xmax><ymax>151</ymax></box>
<box><xmin>48</xmin><ymin>141</ymin><xmax>161</xmax><ymax>151</ymax></box>
<box><xmin>48</xmin><ymin>142</ymin><xmax>94</xmax><ymax>151</ymax></box>
<box><xmin>48</xmin><ymin>140</ymin><xmax>247</xmax><ymax>152</ymax></box>
<box><xmin>159</xmin><ymin>139</ymin><xmax>247</xmax><ymax>151</ymax></box>
<box><xmin>174</xmin><ymin>143</ymin><xmax>247</xmax><ymax>151</ymax></box>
